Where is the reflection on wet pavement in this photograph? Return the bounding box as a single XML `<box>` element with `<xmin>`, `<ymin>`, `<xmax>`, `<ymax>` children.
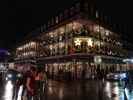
<box><xmin>104</xmin><ymin>81</ymin><xmax>133</xmax><ymax>100</ymax></box>
<box><xmin>46</xmin><ymin>80</ymin><xmax>133</xmax><ymax>100</ymax></box>
<box><xmin>0</xmin><ymin>80</ymin><xmax>133</xmax><ymax>100</ymax></box>
<box><xmin>4</xmin><ymin>81</ymin><xmax>14</xmax><ymax>100</ymax></box>
<box><xmin>17</xmin><ymin>85</ymin><xmax>23</xmax><ymax>100</ymax></box>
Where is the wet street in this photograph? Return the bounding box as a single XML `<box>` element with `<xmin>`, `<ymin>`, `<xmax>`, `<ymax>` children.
<box><xmin>0</xmin><ymin>80</ymin><xmax>133</xmax><ymax>100</ymax></box>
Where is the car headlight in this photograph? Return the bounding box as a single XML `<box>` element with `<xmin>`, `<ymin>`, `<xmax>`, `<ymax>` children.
<box><xmin>120</xmin><ymin>73</ymin><xmax>126</xmax><ymax>79</ymax></box>
<box><xmin>17</xmin><ymin>74</ymin><xmax>22</xmax><ymax>78</ymax></box>
<box><xmin>7</xmin><ymin>74</ymin><xmax>12</xmax><ymax>78</ymax></box>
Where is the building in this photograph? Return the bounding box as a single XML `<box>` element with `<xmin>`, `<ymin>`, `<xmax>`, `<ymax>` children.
<box><xmin>15</xmin><ymin>0</ymin><xmax>132</xmax><ymax>80</ymax></box>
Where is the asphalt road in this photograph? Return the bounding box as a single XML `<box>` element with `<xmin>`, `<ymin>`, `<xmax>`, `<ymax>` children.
<box><xmin>0</xmin><ymin>80</ymin><xmax>133</xmax><ymax>100</ymax></box>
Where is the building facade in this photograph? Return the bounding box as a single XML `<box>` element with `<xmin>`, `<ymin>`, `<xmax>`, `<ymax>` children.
<box><xmin>15</xmin><ymin>0</ymin><xmax>131</xmax><ymax>80</ymax></box>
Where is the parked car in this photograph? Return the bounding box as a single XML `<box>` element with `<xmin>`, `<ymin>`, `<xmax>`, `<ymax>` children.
<box><xmin>5</xmin><ymin>69</ymin><xmax>23</xmax><ymax>83</ymax></box>
<box><xmin>106</xmin><ymin>71</ymin><xmax>127</xmax><ymax>81</ymax></box>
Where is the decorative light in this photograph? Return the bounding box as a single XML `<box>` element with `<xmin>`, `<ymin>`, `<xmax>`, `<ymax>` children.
<box><xmin>87</xmin><ymin>38</ymin><xmax>93</xmax><ymax>47</ymax></box>
<box><xmin>31</xmin><ymin>42</ymin><xmax>36</xmax><ymax>46</ymax></box>
<box><xmin>25</xmin><ymin>44</ymin><xmax>29</xmax><ymax>48</ymax></box>
<box><xmin>49</xmin><ymin>45</ymin><xmax>53</xmax><ymax>50</ymax></box>
<box><xmin>59</xmin><ymin>42</ymin><xmax>64</xmax><ymax>48</ymax></box>
<box><xmin>96</xmin><ymin>10</ymin><xmax>99</xmax><ymax>18</ymax></box>
<box><xmin>59</xmin><ymin>36</ymin><xmax>62</xmax><ymax>41</ymax></box>
<box><xmin>17</xmin><ymin>47</ymin><xmax>22</xmax><ymax>50</ymax></box>
<box><xmin>49</xmin><ymin>32</ymin><xmax>54</xmax><ymax>37</ymax></box>
<box><xmin>100</xmin><ymin>26</ymin><xmax>104</xmax><ymax>34</ymax></box>
<box><xmin>59</xmin><ymin>27</ymin><xmax>64</xmax><ymax>34</ymax></box>
<box><xmin>95</xmin><ymin>41</ymin><xmax>100</xmax><ymax>46</ymax></box>
<box><xmin>105</xmin><ymin>30</ymin><xmax>110</xmax><ymax>36</ymax></box>
<box><xmin>74</xmin><ymin>38</ymin><xmax>81</xmax><ymax>46</ymax></box>
<box><xmin>94</xmin><ymin>25</ymin><xmax>100</xmax><ymax>32</ymax></box>
<box><xmin>29</xmin><ymin>51</ymin><xmax>34</xmax><ymax>55</ymax></box>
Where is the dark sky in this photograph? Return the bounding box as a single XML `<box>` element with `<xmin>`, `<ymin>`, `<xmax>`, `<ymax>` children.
<box><xmin>0</xmin><ymin>0</ymin><xmax>132</xmax><ymax>50</ymax></box>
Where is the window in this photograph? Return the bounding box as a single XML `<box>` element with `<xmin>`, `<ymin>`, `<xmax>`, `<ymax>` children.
<box><xmin>66</xmin><ymin>23</ymin><xmax>73</xmax><ymax>33</ymax></box>
<box><xmin>59</xmin><ymin>13</ymin><xmax>63</xmax><ymax>21</ymax></box>
<box><xmin>51</xmin><ymin>18</ymin><xmax>54</xmax><ymax>26</ymax></box>
<box><xmin>56</xmin><ymin>16</ymin><xmax>59</xmax><ymax>24</ymax></box>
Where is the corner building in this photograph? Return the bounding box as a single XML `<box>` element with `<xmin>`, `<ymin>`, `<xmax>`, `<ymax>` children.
<box><xmin>16</xmin><ymin>0</ymin><xmax>130</xmax><ymax>80</ymax></box>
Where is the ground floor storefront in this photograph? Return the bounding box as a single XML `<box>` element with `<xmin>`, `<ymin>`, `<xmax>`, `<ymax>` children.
<box><xmin>44</xmin><ymin>61</ymin><xmax>127</xmax><ymax>80</ymax></box>
<box><xmin>38</xmin><ymin>54</ymin><xmax>128</xmax><ymax>80</ymax></box>
<box><xmin>14</xmin><ymin>54</ymin><xmax>133</xmax><ymax>80</ymax></box>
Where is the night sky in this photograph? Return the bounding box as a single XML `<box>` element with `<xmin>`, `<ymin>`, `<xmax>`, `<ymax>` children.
<box><xmin>1</xmin><ymin>0</ymin><xmax>132</xmax><ymax>50</ymax></box>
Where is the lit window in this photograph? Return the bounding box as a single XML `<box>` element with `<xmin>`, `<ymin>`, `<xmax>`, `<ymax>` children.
<box><xmin>17</xmin><ymin>47</ymin><xmax>22</xmax><ymax>50</ymax></box>
<box><xmin>66</xmin><ymin>23</ymin><xmax>73</xmax><ymax>32</ymax></box>
<box><xmin>95</xmin><ymin>41</ymin><xmax>100</xmax><ymax>46</ymax></box>
<box><xmin>31</xmin><ymin>42</ymin><xmax>36</xmax><ymax>46</ymax></box>
<box><xmin>56</xmin><ymin>16</ymin><xmax>59</xmax><ymax>23</ymax></box>
<box><xmin>59</xmin><ymin>42</ymin><xmax>65</xmax><ymax>48</ymax></box>
<box><xmin>96</xmin><ymin>11</ymin><xmax>99</xmax><ymax>18</ymax></box>
<box><xmin>93</xmin><ymin>25</ymin><xmax>100</xmax><ymax>32</ymax></box>
<box><xmin>49</xmin><ymin>32</ymin><xmax>54</xmax><ymax>37</ymax></box>
<box><xmin>49</xmin><ymin>45</ymin><xmax>53</xmax><ymax>50</ymax></box>
<box><xmin>100</xmin><ymin>27</ymin><xmax>105</xmax><ymax>35</ymax></box>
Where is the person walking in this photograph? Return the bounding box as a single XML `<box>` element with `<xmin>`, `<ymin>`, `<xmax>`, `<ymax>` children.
<box><xmin>26</xmin><ymin>67</ymin><xmax>37</xmax><ymax>100</ymax></box>
<box><xmin>35</xmin><ymin>68</ymin><xmax>47</xmax><ymax>100</ymax></box>
<box><xmin>35</xmin><ymin>69</ymin><xmax>42</xmax><ymax>100</ymax></box>
<box><xmin>41</xmin><ymin>70</ymin><xmax>47</xmax><ymax>93</ymax></box>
